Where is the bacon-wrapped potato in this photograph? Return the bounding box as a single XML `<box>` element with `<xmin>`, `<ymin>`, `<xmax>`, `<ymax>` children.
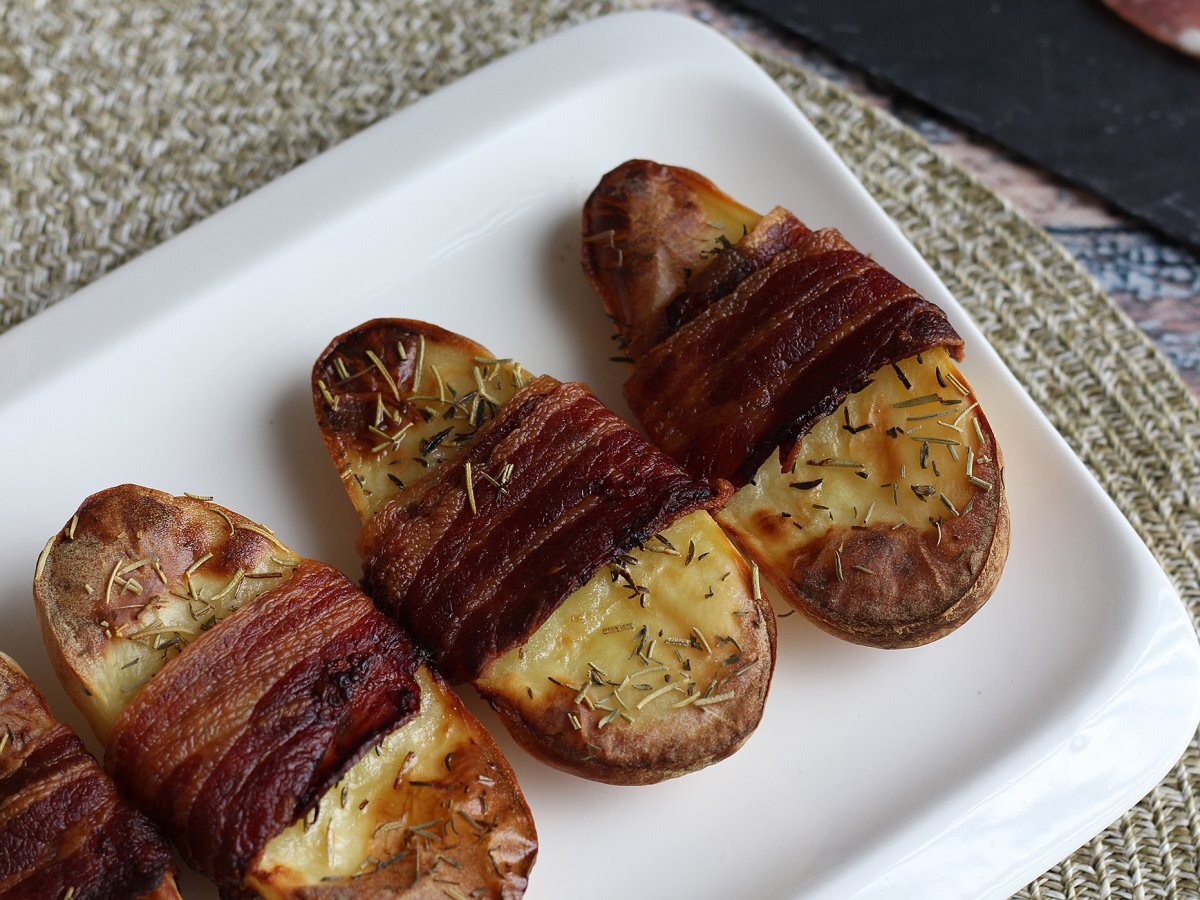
<box><xmin>33</xmin><ymin>485</ymin><xmax>536</xmax><ymax>898</ymax></box>
<box><xmin>312</xmin><ymin>320</ymin><xmax>776</xmax><ymax>785</ymax></box>
<box><xmin>581</xmin><ymin>160</ymin><xmax>1009</xmax><ymax>648</ymax></box>
<box><xmin>0</xmin><ymin>652</ymin><xmax>178</xmax><ymax>900</ymax></box>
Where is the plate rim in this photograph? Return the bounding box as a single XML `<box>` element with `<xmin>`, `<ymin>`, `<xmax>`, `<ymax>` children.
<box><xmin>1</xmin><ymin>10</ymin><xmax>1198</xmax><ymax>899</ymax></box>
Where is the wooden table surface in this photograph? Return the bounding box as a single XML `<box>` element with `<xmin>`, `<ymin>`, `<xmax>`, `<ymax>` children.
<box><xmin>658</xmin><ymin>0</ymin><xmax>1200</xmax><ymax>397</ymax></box>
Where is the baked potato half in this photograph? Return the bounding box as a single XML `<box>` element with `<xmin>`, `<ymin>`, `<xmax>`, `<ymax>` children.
<box><xmin>313</xmin><ymin>320</ymin><xmax>776</xmax><ymax>784</ymax></box>
<box><xmin>0</xmin><ymin>652</ymin><xmax>180</xmax><ymax>900</ymax></box>
<box><xmin>582</xmin><ymin>160</ymin><xmax>1009</xmax><ymax>647</ymax></box>
<box><xmin>34</xmin><ymin>485</ymin><xmax>536</xmax><ymax>898</ymax></box>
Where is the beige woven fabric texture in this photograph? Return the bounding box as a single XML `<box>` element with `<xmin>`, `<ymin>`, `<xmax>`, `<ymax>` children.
<box><xmin>3</xmin><ymin>1</ymin><xmax>1199</xmax><ymax>895</ymax></box>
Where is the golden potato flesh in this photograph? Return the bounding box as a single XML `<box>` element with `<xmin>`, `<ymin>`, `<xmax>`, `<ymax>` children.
<box><xmin>721</xmin><ymin>347</ymin><xmax>1008</xmax><ymax>646</ymax></box>
<box><xmin>249</xmin><ymin>667</ymin><xmax>535</xmax><ymax>898</ymax></box>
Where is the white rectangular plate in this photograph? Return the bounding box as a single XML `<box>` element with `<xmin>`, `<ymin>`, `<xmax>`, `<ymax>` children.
<box><xmin>2</xmin><ymin>11</ymin><xmax>1197</xmax><ymax>898</ymax></box>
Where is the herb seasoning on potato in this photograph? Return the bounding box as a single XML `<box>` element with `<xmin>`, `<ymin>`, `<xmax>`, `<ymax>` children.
<box><xmin>34</xmin><ymin>485</ymin><xmax>536</xmax><ymax>897</ymax></box>
<box><xmin>581</xmin><ymin>159</ymin><xmax>1009</xmax><ymax>648</ymax></box>
<box><xmin>312</xmin><ymin>319</ymin><xmax>777</xmax><ymax>785</ymax></box>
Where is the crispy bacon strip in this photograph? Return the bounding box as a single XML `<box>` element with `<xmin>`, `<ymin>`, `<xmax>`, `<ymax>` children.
<box><xmin>106</xmin><ymin>561</ymin><xmax>421</xmax><ymax>894</ymax></box>
<box><xmin>664</xmin><ymin>207</ymin><xmax>813</xmax><ymax>337</ymax></box>
<box><xmin>359</xmin><ymin>376</ymin><xmax>724</xmax><ymax>684</ymax></box>
<box><xmin>625</xmin><ymin>228</ymin><xmax>964</xmax><ymax>487</ymax></box>
<box><xmin>0</xmin><ymin>659</ymin><xmax>175</xmax><ymax>900</ymax></box>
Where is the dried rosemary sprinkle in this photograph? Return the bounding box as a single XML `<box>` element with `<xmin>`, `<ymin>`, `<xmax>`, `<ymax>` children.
<box><xmin>413</xmin><ymin>335</ymin><xmax>426</xmax><ymax>392</ymax></box>
<box><xmin>892</xmin><ymin>393</ymin><xmax>941</xmax><ymax>409</ymax></box>
<box><xmin>808</xmin><ymin>457</ymin><xmax>864</xmax><ymax>468</ymax></box>
<box><xmin>431</xmin><ymin>364</ymin><xmax>447</xmax><ymax>403</ymax></box>
<box><xmin>583</xmin><ymin>228</ymin><xmax>616</xmax><ymax>246</ymax></box>
<box><xmin>635</xmin><ymin>682</ymin><xmax>678</xmax><ymax>709</ymax></box>
<box><xmin>833</xmin><ymin>549</ymin><xmax>844</xmax><ymax>581</ymax></box>
<box><xmin>751</xmin><ymin>563</ymin><xmax>762</xmax><ymax>602</ymax></box>
<box><xmin>695</xmin><ymin>691</ymin><xmax>735</xmax><ymax>707</ymax></box>
<box><xmin>940</xmin><ymin>493</ymin><xmax>961</xmax><ymax>516</ymax></box>
<box><xmin>952</xmin><ymin>401</ymin><xmax>980</xmax><ymax>428</ymax></box>
<box><xmin>940</xmin><ymin>370</ymin><xmax>968</xmax><ymax>398</ymax></box>
<box><xmin>66</xmin><ymin>515</ymin><xmax>78</xmax><ymax>540</ymax></box>
<box><xmin>790</xmin><ymin>478</ymin><xmax>823</xmax><ymax>490</ymax></box>
<box><xmin>909</xmin><ymin>435</ymin><xmax>960</xmax><ymax>446</ymax></box>
<box><xmin>365</xmin><ymin>350</ymin><xmax>401</xmax><ymax>401</ymax></box>
<box><xmin>602</xmin><ymin>623</ymin><xmax>634</xmax><ymax>634</ymax></box>
<box><xmin>34</xmin><ymin>536</ymin><xmax>54</xmax><ymax>581</ymax></box>
<box><xmin>892</xmin><ymin>362</ymin><xmax>912</xmax><ymax>389</ymax></box>
<box><xmin>317</xmin><ymin>378</ymin><xmax>339</xmax><ymax>411</ymax></box>
<box><xmin>236</xmin><ymin>522</ymin><xmax>292</xmax><ymax>552</ymax></box>
<box><xmin>968</xmin><ymin>473</ymin><xmax>994</xmax><ymax>491</ymax></box>
<box><xmin>464</xmin><ymin>462</ymin><xmax>477</xmax><ymax>514</ymax></box>
<box><xmin>185</xmin><ymin>552</ymin><xmax>213</xmax><ymax>577</ymax></box>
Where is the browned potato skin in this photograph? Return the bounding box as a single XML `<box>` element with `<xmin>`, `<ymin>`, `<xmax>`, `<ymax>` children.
<box><xmin>33</xmin><ymin>484</ymin><xmax>291</xmax><ymax>745</ymax></box>
<box><xmin>581</xmin><ymin>159</ymin><xmax>1010</xmax><ymax>648</ymax></box>
<box><xmin>734</xmin><ymin>417</ymin><xmax>1009</xmax><ymax>649</ymax></box>
<box><xmin>313</xmin><ymin>319</ymin><xmax>776</xmax><ymax>785</ymax></box>
<box><xmin>581</xmin><ymin>159</ymin><xmax>760</xmax><ymax>359</ymax></box>
<box><xmin>34</xmin><ymin>485</ymin><xmax>537</xmax><ymax>897</ymax></box>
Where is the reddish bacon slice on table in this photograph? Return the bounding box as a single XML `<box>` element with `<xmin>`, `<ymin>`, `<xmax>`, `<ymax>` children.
<box><xmin>0</xmin><ymin>654</ymin><xmax>178</xmax><ymax>900</ymax></box>
<box><xmin>582</xmin><ymin>160</ymin><xmax>1009</xmax><ymax>648</ymax></box>
<box><xmin>359</xmin><ymin>375</ymin><xmax>726</xmax><ymax>684</ymax></box>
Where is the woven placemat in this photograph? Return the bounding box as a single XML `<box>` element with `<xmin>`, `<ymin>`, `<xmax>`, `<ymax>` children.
<box><xmin>3</xmin><ymin>1</ymin><xmax>1199</xmax><ymax>895</ymax></box>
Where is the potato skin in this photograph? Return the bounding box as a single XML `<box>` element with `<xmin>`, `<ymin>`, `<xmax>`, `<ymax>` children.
<box><xmin>581</xmin><ymin>160</ymin><xmax>1011</xmax><ymax>648</ymax></box>
<box><xmin>581</xmin><ymin>159</ymin><xmax>760</xmax><ymax>359</ymax></box>
<box><xmin>313</xmin><ymin>319</ymin><xmax>777</xmax><ymax>785</ymax></box>
<box><xmin>737</xmin><ymin>455</ymin><xmax>1009</xmax><ymax>648</ymax></box>
<box><xmin>33</xmin><ymin>486</ymin><xmax>537</xmax><ymax>898</ymax></box>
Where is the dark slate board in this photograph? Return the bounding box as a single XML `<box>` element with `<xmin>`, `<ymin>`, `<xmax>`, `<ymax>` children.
<box><xmin>736</xmin><ymin>0</ymin><xmax>1200</xmax><ymax>250</ymax></box>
